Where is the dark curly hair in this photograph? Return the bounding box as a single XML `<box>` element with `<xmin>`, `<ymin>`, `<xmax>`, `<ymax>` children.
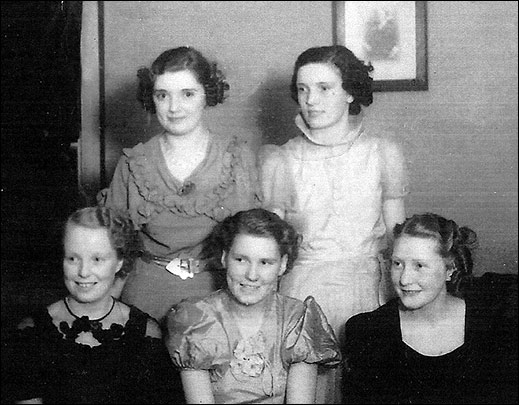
<box><xmin>393</xmin><ymin>213</ymin><xmax>479</xmax><ymax>296</ymax></box>
<box><xmin>63</xmin><ymin>207</ymin><xmax>142</xmax><ymax>278</ymax></box>
<box><xmin>290</xmin><ymin>45</ymin><xmax>374</xmax><ymax>115</ymax></box>
<box><xmin>201</xmin><ymin>208</ymin><xmax>301</xmax><ymax>272</ymax></box>
<box><xmin>137</xmin><ymin>46</ymin><xmax>229</xmax><ymax>113</ymax></box>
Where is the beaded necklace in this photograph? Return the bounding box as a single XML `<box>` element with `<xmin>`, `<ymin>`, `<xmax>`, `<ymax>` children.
<box><xmin>59</xmin><ymin>297</ymin><xmax>124</xmax><ymax>344</ymax></box>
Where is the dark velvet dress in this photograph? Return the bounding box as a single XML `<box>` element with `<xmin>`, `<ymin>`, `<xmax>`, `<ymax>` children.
<box><xmin>342</xmin><ymin>273</ymin><xmax>518</xmax><ymax>404</ymax></box>
<box><xmin>3</xmin><ymin>305</ymin><xmax>185</xmax><ymax>404</ymax></box>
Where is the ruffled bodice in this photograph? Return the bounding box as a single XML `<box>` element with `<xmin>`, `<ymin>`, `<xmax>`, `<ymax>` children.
<box><xmin>3</xmin><ymin>305</ymin><xmax>183</xmax><ymax>404</ymax></box>
<box><xmin>166</xmin><ymin>290</ymin><xmax>341</xmax><ymax>404</ymax></box>
<box><xmin>98</xmin><ymin>133</ymin><xmax>261</xmax><ymax>258</ymax></box>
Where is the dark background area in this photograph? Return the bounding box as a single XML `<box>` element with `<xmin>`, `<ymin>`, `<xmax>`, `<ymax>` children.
<box><xmin>1</xmin><ymin>1</ymin><xmax>84</xmax><ymax>335</ymax></box>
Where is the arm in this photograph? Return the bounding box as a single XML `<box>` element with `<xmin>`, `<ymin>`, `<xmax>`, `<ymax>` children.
<box><xmin>382</xmin><ymin>197</ymin><xmax>406</xmax><ymax>241</ymax></box>
<box><xmin>285</xmin><ymin>362</ymin><xmax>318</xmax><ymax>404</ymax></box>
<box><xmin>15</xmin><ymin>399</ymin><xmax>43</xmax><ymax>404</ymax></box>
<box><xmin>180</xmin><ymin>370</ymin><xmax>215</xmax><ymax>404</ymax></box>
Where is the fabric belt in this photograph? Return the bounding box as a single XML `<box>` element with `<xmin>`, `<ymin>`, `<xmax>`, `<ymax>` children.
<box><xmin>140</xmin><ymin>251</ymin><xmax>205</xmax><ymax>280</ymax></box>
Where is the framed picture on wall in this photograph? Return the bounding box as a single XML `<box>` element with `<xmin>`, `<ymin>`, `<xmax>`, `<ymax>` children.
<box><xmin>334</xmin><ymin>1</ymin><xmax>428</xmax><ymax>92</ymax></box>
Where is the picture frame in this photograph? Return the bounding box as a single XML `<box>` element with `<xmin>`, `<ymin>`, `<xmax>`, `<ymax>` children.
<box><xmin>334</xmin><ymin>1</ymin><xmax>428</xmax><ymax>92</ymax></box>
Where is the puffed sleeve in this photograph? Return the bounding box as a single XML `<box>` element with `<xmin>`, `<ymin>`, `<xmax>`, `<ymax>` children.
<box><xmin>166</xmin><ymin>299</ymin><xmax>228</xmax><ymax>370</ymax></box>
<box><xmin>258</xmin><ymin>144</ymin><xmax>296</xmax><ymax>217</ymax></box>
<box><xmin>380</xmin><ymin>138</ymin><xmax>410</xmax><ymax>200</ymax></box>
<box><xmin>282</xmin><ymin>296</ymin><xmax>342</xmax><ymax>368</ymax></box>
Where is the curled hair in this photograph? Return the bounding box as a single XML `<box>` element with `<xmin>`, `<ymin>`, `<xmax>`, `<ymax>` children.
<box><xmin>393</xmin><ymin>213</ymin><xmax>479</xmax><ymax>295</ymax></box>
<box><xmin>137</xmin><ymin>46</ymin><xmax>229</xmax><ymax>113</ymax></box>
<box><xmin>290</xmin><ymin>45</ymin><xmax>374</xmax><ymax>115</ymax></box>
<box><xmin>201</xmin><ymin>208</ymin><xmax>301</xmax><ymax>272</ymax></box>
<box><xmin>64</xmin><ymin>207</ymin><xmax>142</xmax><ymax>278</ymax></box>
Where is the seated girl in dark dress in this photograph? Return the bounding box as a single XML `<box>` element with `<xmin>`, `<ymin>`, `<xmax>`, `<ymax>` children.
<box><xmin>342</xmin><ymin>212</ymin><xmax>517</xmax><ymax>404</ymax></box>
<box><xmin>3</xmin><ymin>207</ymin><xmax>184</xmax><ymax>404</ymax></box>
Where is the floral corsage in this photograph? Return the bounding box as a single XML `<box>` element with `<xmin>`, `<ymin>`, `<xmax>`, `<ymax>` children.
<box><xmin>230</xmin><ymin>332</ymin><xmax>267</xmax><ymax>378</ymax></box>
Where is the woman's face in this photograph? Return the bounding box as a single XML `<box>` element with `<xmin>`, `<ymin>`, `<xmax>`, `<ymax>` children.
<box><xmin>153</xmin><ymin>70</ymin><xmax>207</xmax><ymax>136</ymax></box>
<box><xmin>223</xmin><ymin>233</ymin><xmax>287</xmax><ymax>307</ymax></box>
<box><xmin>296</xmin><ymin>62</ymin><xmax>351</xmax><ymax>131</ymax></box>
<box><xmin>391</xmin><ymin>235</ymin><xmax>450</xmax><ymax>311</ymax></box>
<box><xmin>63</xmin><ymin>224</ymin><xmax>123</xmax><ymax>304</ymax></box>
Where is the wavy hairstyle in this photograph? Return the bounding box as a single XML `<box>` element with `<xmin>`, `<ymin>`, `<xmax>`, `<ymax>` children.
<box><xmin>64</xmin><ymin>206</ymin><xmax>142</xmax><ymax>278</ymax></box>
<box><xmin>137</xmin><ymin>46</ymin><xmax>229</xmax><ymax>113</ymax></box>
<box><xmin>201</xmin><ymin>208</ymin><xmax>301</xmax><ymax>272</ymax></box>
<box><xmin>393</xmin><ymin>212</ymin><xmax>479</xmax><ymax>295</ymax></box>
<box><xmin>290</xmin><ymin>45</ymin><xmax>374</xmax><ymax>115</ymax></box>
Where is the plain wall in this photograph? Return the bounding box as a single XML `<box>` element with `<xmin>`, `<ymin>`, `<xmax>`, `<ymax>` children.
<box><xmin>86</xmin><ymin>1</ymin><xmax>518</xmax><ymax>275</ymax></box>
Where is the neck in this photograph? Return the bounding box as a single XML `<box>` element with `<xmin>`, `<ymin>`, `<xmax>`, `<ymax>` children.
<box><xmin>65</xmin><ymin>295</ymin><xmax>114</xmax><ymax>320</ymax></box>
<box><xmin>163</xmin><ymin>127</ymin><xmax>209</xmax><ymax>150</ymax></box>
<box><xmin>400</xmin><ymin>292</ymin><xmax>454</xmax><ymax>324</ymax></box>
<box><xmin>302</xmin><ymin>113</ymin><xmax>363</xmax><ymax>146</ymax></box>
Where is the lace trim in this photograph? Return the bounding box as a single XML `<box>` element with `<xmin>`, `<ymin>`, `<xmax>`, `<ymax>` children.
<box><xmin>127</xmin><ymin>136</ymin><xmax>243</xmax><ymax>225</ymax></box>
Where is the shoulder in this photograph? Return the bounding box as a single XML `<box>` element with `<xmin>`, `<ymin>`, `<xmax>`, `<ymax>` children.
<box><xmin>345</xmin><ymin>299</ymin><xmax>399</xmax><ymax>337</ymax></box>
<box><xmin>120</xmin><ymin>135</ymin><xmax>160</xmax><ymax>159</ymax></box>
<box><xmin>168</xmin><ymin>291</ymin><xmax>223</xmax><ymax>330</ymax></box>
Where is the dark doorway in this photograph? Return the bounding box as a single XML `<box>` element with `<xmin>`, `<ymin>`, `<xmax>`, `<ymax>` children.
<box><xmin>1</xmin><ymin>1</ymin><xmax>84</xmax><ymax>334</ymax></box>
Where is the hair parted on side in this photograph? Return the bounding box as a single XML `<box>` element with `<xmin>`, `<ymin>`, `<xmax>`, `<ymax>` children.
<box><xmin>291</xmin><ymin>45</ymin><xmax>374</xmax><ymax>115</ymax></box>
<box><xmin>393</xmin><ymin>212</ymin><xmax>479</xmax><ymax>295</ymax></box>
<box><xmin>201</xmin><ymin>208</ymin><xmax>301</xmax><ymax>272</ymax></box>
<box><xmin>137</xmin><ymin>46</ymin><xmax>229</xmax><ymax>113</ymax></box>
<box><xmin>64</xmin><ymin>206</ymin><xmax>142</xmax><ymax>278</ymax></box>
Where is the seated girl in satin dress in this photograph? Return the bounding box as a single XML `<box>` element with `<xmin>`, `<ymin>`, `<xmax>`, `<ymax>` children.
<box><xmin>166</xmin><ymin>208</ymin><xmax>341</xmax><ymax>404</ymax></box>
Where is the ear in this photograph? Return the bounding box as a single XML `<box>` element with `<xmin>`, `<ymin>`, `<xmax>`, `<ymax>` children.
<box><xmin>278</xmin><ymin>255</ymin><xmax>288</xmax><ymax>277</ymax></box>
<box><xmin>221</xmin><ymin>251</ymin><xmax>227</xmax><ymax>269</ymax></box>
<box><xmin>115</xmin><ymin>258</ymin><xmax>124</xmax><ymax>274</ymax></box>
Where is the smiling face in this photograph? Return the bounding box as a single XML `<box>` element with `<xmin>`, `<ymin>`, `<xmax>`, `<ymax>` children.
<box><xmin>63</xmin><ymin>224</ymin><xmax>123</xmax><ymax>304</ymax></box>
<box><xmin>391</xmin><ymin>235</ymin><xmax>451</xmax><ymax>311</ymax></box>
<box><xmin>153</xmin><ymin>70</ymin><xmax>207</xmax><ymax>136</ymax></box>
<box><xmin>296</xmin><ymin>62</ymin><xmax>351</xmax><ymax>131</ymax></box>
<box><xmin>222</xmin><ymin>233</ymin><xmax>288</xmax><ymax>308</ymax></box>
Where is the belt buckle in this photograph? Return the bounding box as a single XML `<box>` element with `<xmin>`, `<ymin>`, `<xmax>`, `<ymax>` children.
<box><xmin>166</xmin><ymin>258</ymin><xmax>195</xmax><ymax>280</ymax></box>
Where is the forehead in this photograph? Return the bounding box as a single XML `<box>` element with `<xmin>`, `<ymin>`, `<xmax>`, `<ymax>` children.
<box><xmin>230</xmin><ymin>233</ymin><xmax>280</xmax><ymax>257</ymax></box>
<box><xmin>297</xmin><ymin>62</ymin><xmax>342</xmax><ymax>83</ymax></box>
<box><xmin>393</xmin><ymin>235</ymin><xmax>442</xmax><ymax>258</ymax></box>
<box><xmin>154</xmin><ymin>70</ymin><xmax>202</xmax><ymax>90</ymax></box>
<box><xmin>64</xmin><ymin>224</ymin><xmax>112</xmax><ymax>248</ymax></box>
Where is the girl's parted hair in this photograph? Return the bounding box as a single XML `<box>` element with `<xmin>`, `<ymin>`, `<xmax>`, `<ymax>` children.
<box><xmin>137</xmin><ymin>46</ymin><xmax>229</xmax><ymax>113</ymax></box>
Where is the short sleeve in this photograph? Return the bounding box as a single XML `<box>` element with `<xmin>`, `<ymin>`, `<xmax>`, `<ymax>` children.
<box><xmin>166</xmin><ymin>299</ymin><xmax>228</xmax><ymax>370</ymax></box>
<box><xmin>380</xmin><ymin>138</ymin><xmax>410</xmax><ymax>200</ymax></box>
<box><xmin>282</xmin><ymin>296</ymin><xmax>342</xmax><ymax>367</ymax></box>
<box><xmin>258</xmin><ymin>144</ymin><xmax>295</xmax><ymax>217</ymax></box>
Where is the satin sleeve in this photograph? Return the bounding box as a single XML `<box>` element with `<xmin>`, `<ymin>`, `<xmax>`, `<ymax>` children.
<box><xmin>166</xmin><ymin>299</ymin><xmax>228</xmax><ymax>370</ymax></box>
<box><xmin>380</xmin><ymin>138</ymin><xmax>410</xmax><ymax>200</ymax></box>
<box><xmin>282</xmin><ymin>296</ymin><xmax>342</xmax><ymax>368</ymax></box>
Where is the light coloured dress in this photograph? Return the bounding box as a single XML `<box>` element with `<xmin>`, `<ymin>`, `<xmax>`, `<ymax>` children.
<box><xmin>260</xmin><ymin>114</ymin><xmax>409</xmax><ymax>339</ymax></box>
<box><xmin>98</xmin><ymin>133</ymin><xmax>261</xmax><ymax>322</ymax></box>
<box><xmin>166</xmin><ymin>289</ymin><xmax>341</xmax><ymax>404</ymax></box>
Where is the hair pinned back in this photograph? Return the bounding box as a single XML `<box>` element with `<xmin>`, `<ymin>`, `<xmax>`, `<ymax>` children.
<box><xmin>393</xmin><ymin>212</ymin><xmax>479</xmax><ymax>295</ymax></box>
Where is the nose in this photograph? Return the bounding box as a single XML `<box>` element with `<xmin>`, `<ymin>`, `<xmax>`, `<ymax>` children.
<box><xmin>306</xmin><ymin>89</ymin><xmax>319</xmax><ymax>105</ymax></box>
<box><xmin>399</xmin><ymin>265</ymin><xmax>414</xmax><ymax>286</ymax></box>
<box><xmin>246</xmin><ymin>263</ymin><xmax>260</xmax><ymax>281</ymax></box>
<box><xmin>77</xmin><ymin>261</ymin><xmax>91</xmax><ymax>278</ymax></box>
<box><xmin>168</xmin><ymin>95</ymin><xmax>181</xmax><ymax>112</ymax></box>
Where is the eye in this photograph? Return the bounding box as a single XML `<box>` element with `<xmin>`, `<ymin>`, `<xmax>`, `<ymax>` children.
<box><xmin>183</xmin><ymin>90</ymin><xmax>195</xmax><ymax>98</ymax></box>
<box><xmin>93</xmin><ymin>256</ymin><xmax>105</xmax><ymax>263</ymax></box>
<box><xmin>319</xmin><ymin>84</ymin><xmax>330</xmax><ymax>91</ymax></box>
<box><xmin>153</xmin><ymin>91</ymin><xmax>167</xmax><ymax>101</ymax></box>
<box><xmin>65</xmin><ymin>256</ymin><xmax>77</xmax><ymax>263</ymax></box>
<box><xmin>297</xmin><ymin>86</ymin><xmax>307</xmax><ymax>93</ymax></box>
<box><xmin>261</xmin><ymin>260</ymin><xmax>273</xmax><ymax>266</ymax></box>
<box><xmin>233</xmin><ymin>256</ymin><xmax>244</xmax><ymax>263</ymax></box>
<box><xmin>391</xmin><ymin>259</ymin><xmax>402</xmax><ymax>268</ymax></box>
